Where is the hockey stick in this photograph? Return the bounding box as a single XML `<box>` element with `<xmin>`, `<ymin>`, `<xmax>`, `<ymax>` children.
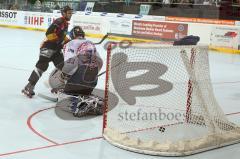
<box><xmin>94</xmin><ymin>33</ymin><xmax>109</xmax><ymax>45</ymax></box>
<box><xmin>38</xmin><ymin>93</ymin><xmax>58</xmax><ymax>102</ymax></box>
<box><xmin>38</xmin><ymin>92</ymin><xmax>78</xmax><ymax>102</ymax></box>
<box><xmin>97</xmin><ymin>58</ymin><xmax>123</xmax><ymax>77</ymax></box>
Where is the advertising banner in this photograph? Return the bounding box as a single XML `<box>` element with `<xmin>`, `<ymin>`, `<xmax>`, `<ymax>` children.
<box><xmin>108</xmin><ymin>17</ymin><xmax>132</xmax><ymax>35</ymax></box>
<box><xmin>0</xmin><ymin>10</ymin><xmax>61</xmax><ymax>30</ymax></box>
<box><xmin>22</xmin><ymin>11</ymin><xmax>56</xmax><ymax>29</ymax></box>
<box><xmin>166</xmin><ymin>16</ymin><xmax>235</xmax><ymax>25</ymax></box>
<box><xmin>72</xmin><ymin>15</ymin><xmax>109</xmax><ymax>35</ymax></box>
<box><xmin>132</xmin><ymin>20</ymin><xmax>188</xmax><ymax>40</ymax></box>
<box><xmin>210</xmin><ymin>26</ymin><xmax>240</xmax><ymax>49</ymax></box>
<box><xmin>84</xmin><ymin>2</ymin><xmax>95</xmax><ymax>14</ymax></box>
<box><xmin>0</xmin><ymin>10</ymin><xmax>19</xmax><ymax>25</ymax></box>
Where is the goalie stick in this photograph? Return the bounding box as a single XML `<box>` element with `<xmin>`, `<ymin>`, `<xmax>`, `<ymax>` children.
<box><xmin>38</xmin><ymin>93</ymin><xmax>58</xmax><ymax>102</ymax></box>
<box><xmin>38</xmin><ymin>57</ymin><xmax>125</xmax><ymax>102</ymax></box>
<box><xmin>94</xmin><ymin>33</ymin><xmax>109</xmax><ymax>45</ymax></box>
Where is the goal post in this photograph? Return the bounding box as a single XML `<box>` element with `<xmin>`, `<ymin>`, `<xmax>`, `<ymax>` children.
<box><xmin>102</xmin><ymin>42</ymin><xmax>240</xmax><ymax>156</ymax></box>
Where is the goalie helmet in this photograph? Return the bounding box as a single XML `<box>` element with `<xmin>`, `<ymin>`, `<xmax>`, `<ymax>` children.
<box><xmin>69</xmin><ymin>26</ymin><xmax>85</xmax><ymax>39</ymax></box>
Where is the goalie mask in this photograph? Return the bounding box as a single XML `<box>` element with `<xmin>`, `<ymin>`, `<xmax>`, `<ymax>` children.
<box><xmin>69</xmin><ymin>26</ymin><xmax>85</xmax><ymax>39</ymax></box>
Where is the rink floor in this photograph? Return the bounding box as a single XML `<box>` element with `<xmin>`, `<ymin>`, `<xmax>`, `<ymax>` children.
<box><xmin>0</xmin><ymin>27</ymin><xmax>239</xmax><ymax>159</ymax></box>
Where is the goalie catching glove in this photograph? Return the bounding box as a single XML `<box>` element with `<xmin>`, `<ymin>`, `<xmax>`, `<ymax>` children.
<box><xmin>56</xmin><ymin>93</ymin><xmax>104</xmax><ymax>117</ymax></box>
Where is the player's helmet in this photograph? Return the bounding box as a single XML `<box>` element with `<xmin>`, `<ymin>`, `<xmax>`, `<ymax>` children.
<box><xmin>69</xmin><ymin>26</ymin><xmax>85</xmax><ymax>39</ymax></box>
<box><xmin>61</xmin><ymin>5</ymin><xmax>73</xmax><ymax>15</ymax></box>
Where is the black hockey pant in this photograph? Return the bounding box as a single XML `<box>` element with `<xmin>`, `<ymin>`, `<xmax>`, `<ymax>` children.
<box><xmin>28</xmin><ymin>50</ymin><xmax>64</xmax><ymax>86</ymax></box>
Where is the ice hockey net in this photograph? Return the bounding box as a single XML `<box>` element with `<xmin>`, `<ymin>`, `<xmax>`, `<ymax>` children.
<box><xmin>102</xmin><ymin>42</ymin><xmax>240</xmax><ymax>156</ymax></box>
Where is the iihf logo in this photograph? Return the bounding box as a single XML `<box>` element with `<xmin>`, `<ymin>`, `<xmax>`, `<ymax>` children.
<box><xmin>24</xmin><ymin>16</ymin><xmax>44</xmax><ymax>26</ymax></box>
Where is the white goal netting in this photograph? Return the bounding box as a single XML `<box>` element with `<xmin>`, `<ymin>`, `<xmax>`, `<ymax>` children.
<box><xmin>102</xmin><ymin>42</ymin><xmax>240</xmax><ymax>156</ymax></box>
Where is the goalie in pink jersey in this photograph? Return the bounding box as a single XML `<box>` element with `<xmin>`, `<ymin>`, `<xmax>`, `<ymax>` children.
<box><xmin>49</xmin><ymin>26</ymin><xmax>104</xmax><ymax>117</ymax></box>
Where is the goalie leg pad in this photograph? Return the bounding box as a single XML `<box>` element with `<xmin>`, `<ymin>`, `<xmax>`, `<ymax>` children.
<box><xmin>49</xmin><ymin>68</ymin><xmax>65</xmax><ymax>89</ymax></box>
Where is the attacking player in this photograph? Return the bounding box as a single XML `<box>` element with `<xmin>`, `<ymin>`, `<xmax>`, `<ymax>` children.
<box><xmin>49</xmin><ymin>26</ymin><xmax>104</xmax><ymax>117</ymax></box>
<box><xmin>22</xmin><ymin>5</ymin><xmax>73</xmax><ymax>98</ymax></box>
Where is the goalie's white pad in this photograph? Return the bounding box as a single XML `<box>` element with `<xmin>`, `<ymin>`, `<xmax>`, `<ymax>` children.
<box><xmin>48</xmin><ymin>68</ymin><xmax>65</xmax><ymax>89</ymax></box>
<box><xmin>56</xmin><ymin>93</ymin><xmax>103</xmax><ymax>117</ymax></box>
